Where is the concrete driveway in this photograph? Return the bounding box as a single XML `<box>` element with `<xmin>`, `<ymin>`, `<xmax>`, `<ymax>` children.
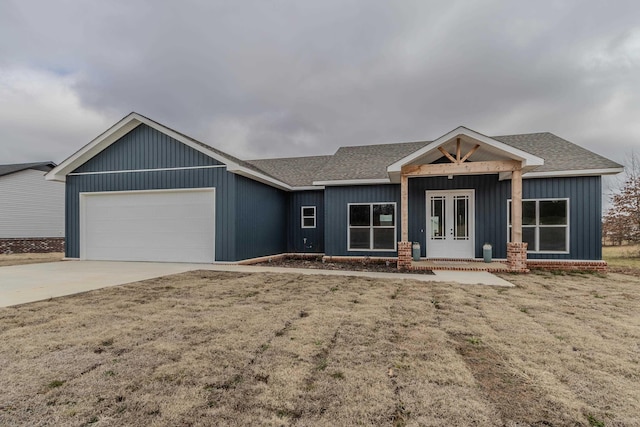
<box><xmin>0</xmin><ymin>260</ymin><xmax>513</xmax><ymax>308</ymax></box>
<box><xmin>0</xmin><ymin>261</ymin><xmax>203</xmax><ymax>307</ymax></box>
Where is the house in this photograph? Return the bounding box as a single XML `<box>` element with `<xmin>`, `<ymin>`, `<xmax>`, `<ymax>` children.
<box><xmin>0</xmin><ymin>162</ymin><xmax>65</xmax><ymax>253</ymax></box>
<box><xmin>46</xmin><ymin>113</ymin><xmax>623</xmax><ymax>271</ymax></box>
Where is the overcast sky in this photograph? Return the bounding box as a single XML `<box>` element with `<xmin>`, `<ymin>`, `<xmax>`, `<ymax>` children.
<box><xmin>1</xmin><ymin>0</ymin><xmax>638</xmax><ymax>179</ymax></box>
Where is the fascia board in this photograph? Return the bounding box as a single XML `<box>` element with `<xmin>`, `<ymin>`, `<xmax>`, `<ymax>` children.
<box><xmin>523</xmin><ymin>167</ymin><xmax>624</xmax><ymax>178</ymax></box>
<box><xmin>312</xmin><ymin>178</ymin><xmax>391</xmax><ymax>186</ymax></box>
<box><xmin>46</xmin><ymin>114</ymin><xmax>141</xmax><ymax>182</ymax></box>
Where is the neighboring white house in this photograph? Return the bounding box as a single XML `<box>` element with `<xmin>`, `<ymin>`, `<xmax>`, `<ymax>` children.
<box><xmin>0</xmin><ymin>162</ymin><xmax>65</xmax><ymax>253</ymax></box>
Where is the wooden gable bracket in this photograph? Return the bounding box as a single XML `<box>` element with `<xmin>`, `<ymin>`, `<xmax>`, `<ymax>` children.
<box><xmin>437</xmin><ymin>138</ymin><xmax>481</xmax><ymax>165</ymax></box>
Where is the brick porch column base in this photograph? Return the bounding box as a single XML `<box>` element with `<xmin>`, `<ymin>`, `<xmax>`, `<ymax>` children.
<box><xmin>507</xmin><ymin>242</ymin><xmax>529</xmax><ymax>272</ymax></box>
<box><xmin>397</xmin><ymin>241</ymin><xmax>412</xmax><ymax>270</ymax></box>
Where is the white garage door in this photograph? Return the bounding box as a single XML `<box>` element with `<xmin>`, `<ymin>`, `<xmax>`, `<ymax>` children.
<box><xmin>81</xmin><ymin>189</ymin><xmax>215</xmax><ymax>263</ymax></box>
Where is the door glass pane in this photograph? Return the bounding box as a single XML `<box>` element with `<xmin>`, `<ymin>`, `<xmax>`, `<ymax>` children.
<box><xmin>539</xmin><ymin>200</ymin><xmax>567</xmax><ymax>225</ymax></box>
<box><xmin>523</xmin><ymin>227</ymin><xmax>536</xmax><ymax>251</ymax></box>
<box><xmin>349</xmin><ymin>228</ymin><xmax>370</xmax><ymax>249</ymax></box>
<box><xmin>522</xmin><ymin>201</ymin><xmax>536</xmax><ymax>225</ymax></box>
<box><xmin>349</xmin><ymin>205</ymin><xmax>370</xmax><ymax>226</ymax></box>
<box><xmin>373</xmin><ymin>228</ymin><xmax>394</xmax><ymax>250</ymax></box>
<box><xmin>454</xmin><ymin>196</ymin><xmax>469</xmax><ymax>240</ymax></box>
<box><xmin>430</xmin><ymin>197</ymin><xmax>445</xmax><ymax>239</ymax></box>
<box><xmin>373</xmin><ymin>204</ymin><xmax>395</xmax><ymax>226</ymax></box>
<box><xmin>539</xmin><ymin>227</ymin><xmax>566</xmax><ymax>251</ymax></box>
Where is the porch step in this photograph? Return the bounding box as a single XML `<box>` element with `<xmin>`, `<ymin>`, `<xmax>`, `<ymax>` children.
<box><xmin>411</xmin><ymin>260</ymin><xmax>509</xmax><ymax>272</ymax></box>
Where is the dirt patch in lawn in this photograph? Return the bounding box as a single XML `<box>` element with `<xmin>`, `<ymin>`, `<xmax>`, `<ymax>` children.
<box><xmin>1</xmin><ymin>270</ymin><xmax>639</xmax><ymax>426</ymax></box>
<box><xmin>0</xmin><ymin>252</ymin><xmax>63</xmax><ymax>267</ymax></box>
<box><xmin>257</xmin><ymin>256</ymin><xmax>434</xmax><ymax>274</ymax></box>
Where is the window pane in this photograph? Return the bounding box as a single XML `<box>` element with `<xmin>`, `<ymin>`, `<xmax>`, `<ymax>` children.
<box><xmin>454</xmin><ymin>196</ymin><xmax>469</xmax><ymax>239</ymax></box>
<box><xmin>430</xmin><ymin>197</ymin><xmax>445</xmax><ymax>239</ymax></box>
<box><xmin>373</xmin><ymin>228</ymin><xmax>395</xmax><ymax>250</ymax></box>
<box><xmin>540</xmin><ymin>200</ymin><xmax>567</xmax><ymax>225</ymax></box>
<box><xmin>303</xmin><ymin>217</ymin><xmax>315</xmax><ymax>227</ymax></box>
<box><xmin>522</xmin><ymin>201</ymin><xmax>536</xmax><ymax>225</ymax></box>
<box><xmin>349</xmin><ymin>228</ymin><xmax>370</xmax><ymax>249</ymax></box>
<box><xmin>373</xmin><ymin>204</ymin><xmax>395</xmax><ymax>226</ymax></box>
<box><xmin>539</xmin><ymin>227</ymin><xmax>566</xmax><ymax>251</ymax></box>
<box><xmin>302</xmin><ymin>207</ymin><xmax>315</xmax><ymax>217</ymax></box>
<box><xmin>349</xmin><ymin>205</ymin><xmax>370</xmax><ymax>226</ymax></box>
<box><xmin>523</xmin><ymin>227</ymin><xmax>536</xmax><ymax>251</ymax></box>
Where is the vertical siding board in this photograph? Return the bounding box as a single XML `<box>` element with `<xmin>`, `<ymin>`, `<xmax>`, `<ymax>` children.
<box><xmin>234</xmin><ymin>176</ymin><xmax>286</xmax><ymax>260</ymax></box>
<box><xmin>286</xmin><ymin>191</ymin><xmax>325</xmax><ymax>253</ymax></box>
<box><xmin>67</xmin><ymin>168</ymin><xmax>237</xmax><ymax>261</ymax></box>
<box><xmin>73</xmin><ymin>124</ymin><xmax>223</xmax><ymax>173</ymax></box>
<box><xmin>325</xmin><ymin>185</ymin><xmax>401</xmax><ymax>257</ymax></box>
<box><xmin>521</xmin><ymin>176</ymin><xmax>601</xmax><ymax>260</ymax></box>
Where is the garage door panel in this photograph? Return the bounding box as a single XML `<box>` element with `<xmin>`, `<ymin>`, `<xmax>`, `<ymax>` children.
<box><xmin>82</xmin><ymin>189</ymin><xmax>215</xmax><ymax>263</ymax></box>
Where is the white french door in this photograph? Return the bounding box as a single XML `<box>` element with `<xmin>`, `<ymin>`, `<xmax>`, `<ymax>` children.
<box><xmin>426</xmin><ymin>190</ymin><xmax>475</xmax><ymax>258</ymax></box>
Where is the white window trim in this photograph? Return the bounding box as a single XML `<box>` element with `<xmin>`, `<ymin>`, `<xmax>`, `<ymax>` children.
<box><xmin>301</xmin><ymin>206</ymin><xmax>316</xmax><ymax>229</ymax></box>
<box><xmin>507</xmin><ymin>198</ymin><xmax>570</xmax><ymax>254</ymax></box>
<box><xmin>347</xmin><ymin>202</ymin><xmax>397</xmax><ymax>252</ymax></box>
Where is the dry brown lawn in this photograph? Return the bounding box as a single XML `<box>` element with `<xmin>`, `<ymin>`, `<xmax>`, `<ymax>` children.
<box><xmin>0</xmin><ymin>252</ymin><xmax>63</xmax><ymax>267</ymax></box>
<box><xmin>0</xmin><ymin>270</ymin><xmax>639</xmax><ymax>426</ymax></box>
<box><xmin>603</xmin><ymin>245</ymin><xmax>640</xmax><ymax>274</ymax></box>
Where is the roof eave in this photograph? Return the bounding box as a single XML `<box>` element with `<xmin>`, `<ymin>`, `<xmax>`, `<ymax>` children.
<box><xmin>312</xmin><ymin>178</ymin><xmax>391</xmax><ymax>186</ymax></box>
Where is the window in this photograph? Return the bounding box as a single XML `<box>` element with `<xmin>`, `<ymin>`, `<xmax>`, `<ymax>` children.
<box><xmin>301</xmin><ymin>206</ymin><xmax>316</xmax><ymax>228</ymax></box>
<box><xmin>348</xmin><ymin>203</ymin><xmax>396</xmax><ymax>251</ymax></box>
<box><xmin>508</xmin><ymin>199</ymin><xmax>569</xmax><ymax>253</ymax></box>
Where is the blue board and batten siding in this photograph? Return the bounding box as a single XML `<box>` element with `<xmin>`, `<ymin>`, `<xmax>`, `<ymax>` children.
<box><xmin>287</xmin><ymin>191</ymin><xmax>325</xmax><ymax>253</ymax></box>
<box><xmin>74</xmin><ymin>124</ymin><xmax>222</xmax><ymax>172</ymax></box>
<box><xmin>235</xmin><ymin>175</ymin><xmax>287</xmax><ymax>260</ymax></box>
<box><xmin>324</xmin><ymin>185</ymin><xmax>401</xmax><ymax>257</ymax></box>
<box><xmin>323</xmin><ymin>175</ymin><xmax>602</xmax><ymax>260</ymax></box>
<box><xmin>523</xmin><ymin>176</ymin><xmax>602</xmax><ymax>260</ymax></box>
<box><xmin>65</xmin><ymin>123</ymin><xmax>604</xmax><ymax>262</ymax></box>
<box><xmin>408</xmin><ymin>175</ymin><xmax>511</xmax><ymax>258</ymax></box>
<box><xmin>65</xmin><ymin>123</ymin><xmax>285</xmax><ymax>262</ymax></box>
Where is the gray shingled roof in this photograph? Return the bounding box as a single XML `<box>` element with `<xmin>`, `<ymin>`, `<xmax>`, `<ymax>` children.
<box><xmin>247</xmin><ymin>155</ymin><xmax>333</xmax><ymax>187</ymax></box>
<box><xmin>278</xmin><ymin>132</ymin><xmax>621</xmax><ymax>184</ymax></box>
<box><xmin>313</xmin><ymin>141</ymin><xmax>428</xmax><ymax>182</ymax></box>
<box><xmin>493</xmin><ymin>132</ymin><xmax>622</xmax><ymax>173</ymax></box>
<box><xmin>0</xmin><ymin>162</ymin><xmax>56</xmax><ymax>177</ymax></box>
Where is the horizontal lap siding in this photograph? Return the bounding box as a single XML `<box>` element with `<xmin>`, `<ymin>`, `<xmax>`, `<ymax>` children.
<box><xmin>409</xmin><ymin>175</ymin><xmax>510</xmax><ymax>258</ymax></box>
<box><xmin>523</xmin><ymin>176</ymin><xmax>602</xmax><ymax>260</ymax></box>
<box><xmin>287</xmin><ymin>191</ymin><xmax>325</xmax><ymax>253</ymax></box>
<box><xmin>235</xmin><ymin>176</ymin><xmax>287</xmax><ymax>260</ymax></box>
<box><xmin>324</xmin><ymin>185</ymin><xmax>401</xmax><ymax>257</ymax></box>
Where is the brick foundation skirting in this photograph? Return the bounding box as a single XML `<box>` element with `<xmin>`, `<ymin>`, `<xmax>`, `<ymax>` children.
<box><xmin>0</xmin><ymin>237</ymin><xmax>65</xmax><ymax>254</ymax></box>
<box><xmin>527</xmin><ymin>260</ymin><xmax>608</xmax><ymax>272</ymax></box>
<box><xmin>236</xmin><ymin>252</ymin><xmax>608</xmax><ymax>273</ymax></box>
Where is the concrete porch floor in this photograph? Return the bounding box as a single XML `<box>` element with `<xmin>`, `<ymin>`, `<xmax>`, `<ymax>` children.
<box><xmin>411</xmin><ymin>259</ymin><xmax>510</xmax><ymax>272</ymax></box>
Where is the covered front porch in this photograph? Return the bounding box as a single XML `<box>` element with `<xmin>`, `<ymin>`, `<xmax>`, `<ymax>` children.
<box><xmin>389</xmin><ymin>127</ymin><xmax>544</xmax><ymax>272</ymax></box>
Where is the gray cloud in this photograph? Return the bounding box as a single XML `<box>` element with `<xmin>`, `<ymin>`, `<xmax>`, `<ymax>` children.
<box><xmin>1</xmin><ymin>0</ymin><xmax>639</xmax><ymax>169</ymax></box>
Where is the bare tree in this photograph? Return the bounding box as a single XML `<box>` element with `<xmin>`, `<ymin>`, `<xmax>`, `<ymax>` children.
<box><xmin>603</xmin><ymin>151</ymin><xmax>640</xmax><ymax>245</ymax></box>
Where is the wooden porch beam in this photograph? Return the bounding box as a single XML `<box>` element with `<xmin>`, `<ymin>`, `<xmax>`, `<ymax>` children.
<box><xmin>456</xmin><ymin>138</ymin><xmax>461</xmax><ymax>162</ymax></box>
<box><xmin>400</xmin><ymin>174</ymin><xmax>408</xmax><ymax>241</ymax></box>
<box><xmin>402</xmin><ymin>159</ymin><xmax>521</xmax><ymax>177</ymax></box>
